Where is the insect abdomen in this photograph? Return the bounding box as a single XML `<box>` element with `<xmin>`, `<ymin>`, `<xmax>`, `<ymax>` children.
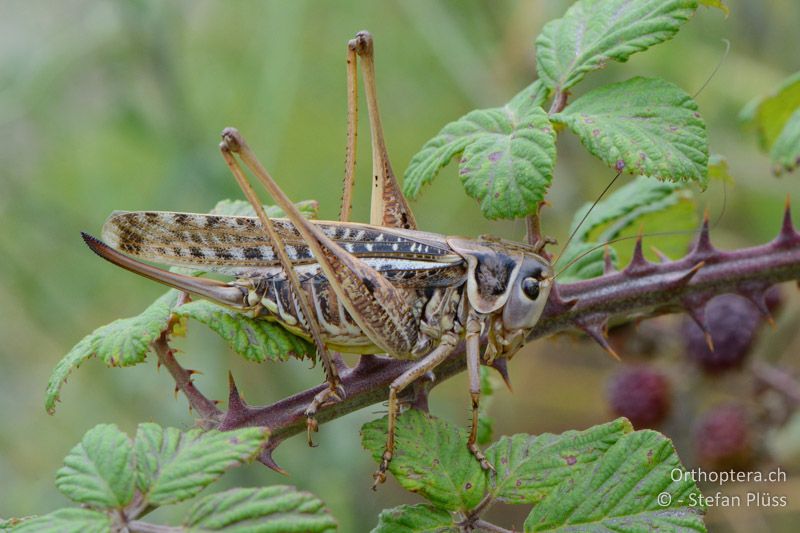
<box><xmin>254</xmin><ymin>274</ymin><xmax>467</xmax><ymax>358</ymax></box>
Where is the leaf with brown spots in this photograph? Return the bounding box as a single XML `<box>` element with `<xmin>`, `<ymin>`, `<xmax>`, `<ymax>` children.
<box><xmin>486</xmin><ymin>418</ymin><xmax>632</xmax><ymax>505</ymax></box>
<box><xmin>552</xmin><ymin>77</ymin><xmax>708</xmax><ymax>187</ymax></box>
<box><xmin>523</xmin><ymin>429</ymin><xmax>705</xmax><ymax>531</ymax></box>
<box><xmin>361</xmin><ymin>410</ymin><xmax>488</xmax><ymax>511</ymax></box>
<box><xmin>403</xmin><ymin>81</ymin><xmax>556</xmax><ymax>220</ymax></box>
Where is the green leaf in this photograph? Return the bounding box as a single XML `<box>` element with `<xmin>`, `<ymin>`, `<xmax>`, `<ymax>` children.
<box><xmin>558</xmin><ymin>176</ymin><xmax>696</xmax><ymax>282</ymax></box>
<box><xmin>403</xmin><ymin>81</ymin><xmax>556</xmax><ymax>219</ymax></box>
<box><xmin>372</xmin><ymin>504</ymin><xmax>456</xmax><ymax>533</ymax></box>
<box><xmin>46</xmin><ymin>291</ymin><xmax>178</xmax><ymax>414</ymax></box>
<box><xmin>361</xmin><ymin>410</ymin><xmax>488</xmax><ymax>511</ymax></box>
<box><xmin>210</xmin><ymin>198</ymin><xmax>319</xmax><ymax>219</ymax></box>
<box><xmin>134</xmin><ymin>424</ymin><xmax>269</xmax><ymax>506</ymax></box>
<box><xmin>174</xmin><ymin>300</ymin><xmax>313</xmax><ymax>363</ymax></box>
<box><xmin>9</xmin><ymin>509</ymin><xmax>111</xmax><ymax>533</ymax></box>
<box><xmin>708</xmin><ymin>154</ymin><xmax>734</xmax><ymax>183</ymax></box>
<box><xmin>553</xmin><ymin>77</ymin><xmax>708</xmax><ymax>187</ymax></box>
<box><xmin>55</xmin><ymin>424</ymin><xmax>136</xmax><ymax>508</ymax></box>
<box><xmin>770</xmin><ymin>107</ymin><xmax>800</xmax><ymax>174</ymax></box>
<box><xmin>487</xmin><ymin>418</ymin><xmax>632</xmax><ymax>505</ymax></box>
<box><xmin>523</xmin><ymin>430</ymin><xmax>706</xmax><ymax>532</ymax></box>
<box><xmin>741</xmin><ymin>71</ymin><xmax>800</xmax><ymax>152</ymax></box>
<box><xmin>536</xmin><ymin>0</ymin><xmax>697</xmax><ymax>91</ymax></box>
<box><xmin>699</xmin><ymin>0</ymin><xmax>729</xmax><ymax>16</ymax></box>
<box><xmin>184</xmin><ymin>486</ymin><xmax>337</xmax><ymax>532</ymax></box>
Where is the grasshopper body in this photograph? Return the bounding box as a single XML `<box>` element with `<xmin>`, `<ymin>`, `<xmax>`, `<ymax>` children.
<box><xmin>95</xmin><ymin>212</ymin><xmax>552</xmax><ymax>359</ymax></box>
<box><xmin>83</xmin><ymin>31</ymin><xmax>553</xmax><ymax>487</ymax></box>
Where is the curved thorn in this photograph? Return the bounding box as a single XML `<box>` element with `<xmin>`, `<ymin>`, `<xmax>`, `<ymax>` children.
<box><xmin>489</xmin><ymin>358</ymin><xmax>513</xmax><ymax>391</ymax></box>
<box><xmin>739</xmin><ymin>286</ymin><xmax>777</xmax><ymax>328</ymax></box>
<box><xmin>624</xmin><ymin>232</ymin><xmax>653</xmax><ymax>275</ymax></box>
<box><xmin>685</xmin><ymin>305</ymin><xmax>715</xmax><ymax>352</ymax></box>
<box><xmin>259</xmin><ymin>446</ymin><xmax>289</xmax><ymax>476</ymax></box>
<box><xmin>227</xmin><ymin>371</ymin><xmax>247</xmax><ymax>411</ymax></box>
<box><xmin>671</xmin><ymin>261</ymin><xmax>706</xmax><ymax>289</ymax></box>
<box><xmin>578</xmin><ymin>321</ymin><xmax>621</xmax><ymax>361</ymax></box>
<box><xmin>776</xmin><ymin>194</ymin><xmax>798</xmax><ymax>246</ymax></box>
<box><xmin>690</xmin><ymin>211</ymin><xmax>715</xmax><ymax>257</ymax></box>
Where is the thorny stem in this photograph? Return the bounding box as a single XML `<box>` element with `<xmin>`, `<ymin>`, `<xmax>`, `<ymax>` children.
<box><xmin>153</xmin><ymin>333</ymin><xmax>221</xmax><ymax>428</ymax></box>
<box><xmin>210</xmin><ymin>213</ymin><xmax>800</xmax><ymax>461</ymax></box>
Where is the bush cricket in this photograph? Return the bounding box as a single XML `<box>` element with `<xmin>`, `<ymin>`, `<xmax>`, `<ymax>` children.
<box><xmin>82</xmin><ymin>31</ymin><xmax>554</xmax><ymax>488</ymax></box>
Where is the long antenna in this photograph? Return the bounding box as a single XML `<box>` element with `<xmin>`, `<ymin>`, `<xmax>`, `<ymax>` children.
<box><xmin>693</xmin><ymin>39</ymin><xmax>730</xmax><ymax>99</ymax></box>
<box><xmin>552</xmin><ymin>39</ymin><xmax>730</xmax><ymax>274</ymax></box>
<box><xmin>552</xmin><ymin>171</ymin><xmax>622</xmax><ymax>267</ymax></box>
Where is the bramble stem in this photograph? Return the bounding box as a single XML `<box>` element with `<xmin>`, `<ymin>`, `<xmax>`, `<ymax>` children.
<box><xmin>216</xmin><ymin>219</ymin><xmax>800</xmax><ymax>454</ymax></box>
<box><xmin>153</xmin><ymin>333</ymin><xmax>221</xmax><ymax>427</ymax></box>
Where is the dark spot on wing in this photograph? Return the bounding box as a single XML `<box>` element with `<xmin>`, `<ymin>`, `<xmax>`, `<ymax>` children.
<box><xmin>215</xmin><ymin>249</ymin><xmax>233</xmax><ymax>260</ymax></box>
<box><xmin>205</xmin><ymin>215</ymin><xmax>221</xmax><ymax>228</ymax></box>
<box><xmin>121</xmin><ymin>242</ymin><xmax>141</xmax><ymax>253</ymax></box>
<box><xmin>362</xmin><ymin>276</ymin><xmax>375</xmax><ymax>294</ymax></box>
<box><xmin>243</xmin><ymin>247</ymin><xmax>261</xmax><ymax>259</ymax></box>
<box><xmin>121</xmin><ymin>228</ymin><xmax>144</xmax><ymax>246</ymax></box>
<box><xmin>189</xmin><ymin>247</ymin><xmax>204</xmax><ymax>258</ymax></box>
<box><xmin>174</xmin><ymin>213</ymin><xmax>189</xmax><ymax>224</ymax></box>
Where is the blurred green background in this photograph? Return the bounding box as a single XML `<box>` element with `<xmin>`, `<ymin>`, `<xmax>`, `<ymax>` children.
<box><xmin>1</xmin><ymin>1</ymin><xmax>799</xmax><ymax>531</ymax></box>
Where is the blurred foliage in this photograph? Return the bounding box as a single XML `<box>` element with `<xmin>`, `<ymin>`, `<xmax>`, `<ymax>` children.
<box><xmin>1</xmin><ymin>1</ymin><xmax>799</xmax><ymax>531</ymax></box>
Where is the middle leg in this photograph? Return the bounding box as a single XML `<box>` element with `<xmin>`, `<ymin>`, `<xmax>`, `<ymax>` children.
<box><xmin>372</xmin><ymin>331</ymin><xmax>459</xmax><ymax>489</ymax></box>
<box><xmin>465</xmin><ymin>310</ymin><xmax>494</xmax><ymax>472</ymax></box>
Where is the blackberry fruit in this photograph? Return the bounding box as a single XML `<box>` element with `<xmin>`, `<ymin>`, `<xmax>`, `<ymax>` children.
<box><xmin>682</xmin><ymin>294</ymin><xmax>762</xmax><ymax>374</ymax></box>
<box><xmin>694</xmin><ymin>404</ymin><xmax>752</xmax><ymax>471</ymax></box>
<box><xmin>607</xmin><ymin>366</ymin><xmax>671</xmax><ymax>428</ymax></box>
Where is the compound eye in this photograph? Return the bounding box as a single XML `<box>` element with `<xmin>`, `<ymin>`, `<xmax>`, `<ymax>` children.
<box><xmin>522</xmin><ymin>277</ymin><xmax>540</xmax><ymax>300</ymax></box>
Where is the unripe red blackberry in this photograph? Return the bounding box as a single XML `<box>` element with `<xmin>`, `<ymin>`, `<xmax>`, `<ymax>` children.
<box><xmin>682</xmin><ymin>294</ymin><xmax>761</xmax><ymax>374</ymax></box>
<box><xmin>607</xmin><ymin>366</ymin><xmax>671</xmax><ymax>428</ymax></box>
<box><xmin>694</xmin><ymin>404</ymin><xmax>752</xmax><ymax>471</ymax></box>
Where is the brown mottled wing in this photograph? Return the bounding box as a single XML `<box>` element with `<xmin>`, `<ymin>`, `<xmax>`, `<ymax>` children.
<box><xmin>101</xmin><ymin>211</ymin><xmax>462</xmax><ymax>277</ymax></box>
